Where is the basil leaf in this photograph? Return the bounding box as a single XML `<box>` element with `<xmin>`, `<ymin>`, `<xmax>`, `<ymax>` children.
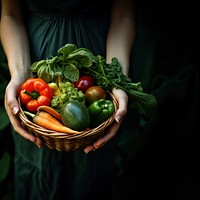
<box><xmin>67</xmin><ymin>56</ymin><xmax>93</xmax><ymax>68</ymax></box>
<box><xmin>38</xmin><ymin>64</ymin><xmax>54</xmax><ymax>83</ymax></box>
<box><xmin>57</xmin><ymin>43</ymin><xmax>77</xmax><ymax>56</ymax></box>
<box><xmin>30</xmin><ymin>60</ymin><xmax>46</xmax><ymax>72</ymax></box>
<box><xmin>63</xmin><ymin>63</ymin><xmax>79</xmax><ymax>82</ymax></box>
<box><xmin>54</xmin><ymin>66</ymin><xmax>62</xmax><ymax>76</ymax></box>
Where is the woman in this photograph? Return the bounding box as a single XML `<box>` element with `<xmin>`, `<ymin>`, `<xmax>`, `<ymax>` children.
<box><xmin>1</xmin><ymin>0</ymin><xmax>135</xmax><ymax>199</ymax></box>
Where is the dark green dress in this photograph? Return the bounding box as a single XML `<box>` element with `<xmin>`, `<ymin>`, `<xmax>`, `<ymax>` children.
<box><xmin>13</xmin><ymin>1</ymin><xmax>120</xmax><ymax>200</ymax></box>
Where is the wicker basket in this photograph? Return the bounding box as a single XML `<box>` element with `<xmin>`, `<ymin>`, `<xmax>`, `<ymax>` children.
<box><xmin>18</xmin><ymin>93</ymin><xmax>118</xmax><ymax>151</ymax></box>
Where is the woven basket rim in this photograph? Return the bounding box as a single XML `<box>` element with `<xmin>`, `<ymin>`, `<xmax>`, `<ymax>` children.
<box><xmin>18</xmin><ymin>92</ymin><xmax>119</xmax><ymax>140</ymax></box>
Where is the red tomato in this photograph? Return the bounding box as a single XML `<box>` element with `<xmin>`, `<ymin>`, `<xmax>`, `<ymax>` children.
<box><xmin>74</xmin><ymin>75</ymin><xmax>95</xmax><ymax>93</ymax></box>
<box><xmin>85</xmin><ymin>86</ymin><xmax>106</xmax><ymax>104</ymax></box>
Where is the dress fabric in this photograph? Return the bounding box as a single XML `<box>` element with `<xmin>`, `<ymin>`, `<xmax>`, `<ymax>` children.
<box><xmin>13</xmin><ymin>1</ymin><xmax>119</xmax><ymax>200</ymax></box>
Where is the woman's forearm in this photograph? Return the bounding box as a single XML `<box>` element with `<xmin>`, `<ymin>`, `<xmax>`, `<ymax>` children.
<box><xmin>106</xmin><ymin>0</ymin><xmax>136</xmax><ymax>76</ymax></box>
<box><xmin>0</xmin><ymin>0</ymin><xmax>31</xmax><ymax>78</ymax></box>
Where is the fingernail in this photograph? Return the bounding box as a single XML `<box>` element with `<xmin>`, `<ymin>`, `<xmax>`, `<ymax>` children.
<box><xmin>12</xmin><ymin>106</ymin><xmax>18</xmax><ymax>114</ymax></box>
<box><xmin>115</xmin><ymin>115</ymin><xmax>121</xmax><ymax>123</ymax></box>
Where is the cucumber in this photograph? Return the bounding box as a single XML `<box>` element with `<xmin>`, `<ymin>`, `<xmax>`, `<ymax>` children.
<box><xmin>60</xmin><ymin>100</ymin><xmax>90</xmax><ymax>131</ymax></box>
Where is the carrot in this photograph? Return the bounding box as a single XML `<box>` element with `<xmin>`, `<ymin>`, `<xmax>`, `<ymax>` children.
<box><xmin>24</xmin><ymin>111</ymin><xmax>82</xmax><ymax>134</ymax></box>
<box><xmin>37</xmin><ymin>105</ymin><xmax>61</xmax><ymax>121</ymax></box>
<box><xmin>38</xmin><ymin>111</ymin><xmax>63</xmax><ymax>126</ymax></box>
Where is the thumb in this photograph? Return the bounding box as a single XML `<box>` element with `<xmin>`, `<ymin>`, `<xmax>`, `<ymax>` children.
<box><xmin>12</xmin><ymin>105</ymin><xmax>19</xmax><ymax>115</ymax></box>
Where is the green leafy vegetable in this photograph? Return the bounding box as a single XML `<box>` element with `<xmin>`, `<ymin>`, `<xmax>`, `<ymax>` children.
<box><xmin>30</xmin><ymin>44</ymin><xmax>96</xmax><ymax>83</ymax></box>
<box><xmin>82</xmin><ymin>55</ymin><xmax>157</xmax><ymax>116</ymax></box>
<box><xmin>57</xmin><ymin>43</ymin><xmax>77</xmax><ymax>56</ymax></box>
<box><xmin>62</xmin><ymin>63</ymin><xmax>79</xmax><ymax>82</ymax></box>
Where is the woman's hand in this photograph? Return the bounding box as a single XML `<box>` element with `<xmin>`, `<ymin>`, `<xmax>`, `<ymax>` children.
<box><xmin>4</xmin><ymin>74</ymin><xmax>44</xmax><ymax>148</ymax></box>
<box><xmin>84</xmin><ymin>88</ymin><xmax>128</xmax><ymax>153</ymax></box>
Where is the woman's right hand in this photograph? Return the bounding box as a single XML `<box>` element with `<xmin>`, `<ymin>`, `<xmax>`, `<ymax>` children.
<box><xmin>4</xmin><ymin>74</ymin><xmax>44</xmax><ymax>148</ymax></box>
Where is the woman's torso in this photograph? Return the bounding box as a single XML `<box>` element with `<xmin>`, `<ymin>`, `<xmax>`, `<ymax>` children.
<box><xmin>21</xmin><ymin>0</ymin><xmax>113</xmax><ymax>61</ymax></box>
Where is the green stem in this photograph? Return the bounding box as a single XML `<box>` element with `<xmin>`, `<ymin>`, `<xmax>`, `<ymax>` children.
<box><xmin>23</xmin><ymin>90</ymin><xmax>39</xmax><ymax>99</ymax></box>
<box><xmin>24</xmin><ymin>111</ymin><xmax>36</xmax><ymax>119</ymax></box>
<box><xmin>99</xmin><ymin>57</ymin><xmax>106</xmax><ymax>77</ymax></box>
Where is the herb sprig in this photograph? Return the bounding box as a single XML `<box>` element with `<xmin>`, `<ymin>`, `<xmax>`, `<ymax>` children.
<box><xmin>30</xmin><ymin>44</ymin><xmax>96</xmax><ymax>83</ymax></box>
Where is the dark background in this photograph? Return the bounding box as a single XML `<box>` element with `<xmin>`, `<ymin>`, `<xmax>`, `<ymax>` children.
<box><xmin>112</xmin><ymin>1</ymin><xmax>199</xmax><ymax>199</ymax></box>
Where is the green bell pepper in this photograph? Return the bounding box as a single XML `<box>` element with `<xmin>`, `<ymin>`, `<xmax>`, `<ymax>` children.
<box><xmin>88</xmin><ymin>99</ymin><xmax>115</xmax><ymax>128</ymax></box>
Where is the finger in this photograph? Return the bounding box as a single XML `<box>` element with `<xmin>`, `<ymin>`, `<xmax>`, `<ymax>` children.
<box><xmin>35</xmin><ymin>137</ymin><xmax>44</xmax><ymax>148</ymax></box>
<box><xmin>83</xmin><ymin>125</ymin><xmax>118</xmax><ymax>154</ymax></box>
<box><xmin>10</xmin><ymin>117</ymin><xmax>37</xmax><ymax>143</ymax></box>
<box><xmin>84</xmin><ymin>97</ymin><xmax>125</xmax><ymax>153</ymax></box>
<box><xmin>9</xmin><ymin>109</ymin><xmax>44</xmax><ymax>147</ymax></box>
<box><xmin>112</xmin><ymin>88</ymin><xmax>128</xmax><ymax>123</ymax></box>
<box><xmin>93</xmin><ymin>120</ymin><xmax>122</xmax><ymax>149</ymax></box>
<box><xmin>12</xmin><ymin>119</ymin><xmax>44</xmax><ymax>147</ymax></box>
<box><xmin>84</xmin><ymin>145</ymin><xmax>95</xmax><ymax>154</ymax></box>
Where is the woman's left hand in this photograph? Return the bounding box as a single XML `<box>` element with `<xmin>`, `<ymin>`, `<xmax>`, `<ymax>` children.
<box><xmin>84</xmin><ymin>88</ymin><xmax>128</xmax><ymax>153</ymax></box>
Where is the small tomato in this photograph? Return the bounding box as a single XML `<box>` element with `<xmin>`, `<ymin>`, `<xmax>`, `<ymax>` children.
<box><xmin>74</xmin><ymin>75</ymin><xmax>95</xmax><ymax>93</ymax></box>
<box><xmin>85</xmin><ymin>86</ymin><xmax>106</xmax><ymax>104</ymax></box>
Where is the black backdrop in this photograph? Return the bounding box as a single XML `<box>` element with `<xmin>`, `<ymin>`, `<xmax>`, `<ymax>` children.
<box><xmin>112</xmin><ymin>1</ymin><xmax>199</xmax><ymax>199</ymax></box>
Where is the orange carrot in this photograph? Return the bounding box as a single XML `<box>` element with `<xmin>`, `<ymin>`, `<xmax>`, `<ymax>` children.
<box><xmin>38</xmin><ymin>111</ymin><xmax>63</xmax><ymax>126</ymax></box>
<box><xmin>24</xmin><ymin>111</ymin><xmax>81</xmax><ymax>134</ymax></box>
<box><xmin>37</xmin><ymin>105</ymin><xmax>61</xmax><ymax>121</ymax></box>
